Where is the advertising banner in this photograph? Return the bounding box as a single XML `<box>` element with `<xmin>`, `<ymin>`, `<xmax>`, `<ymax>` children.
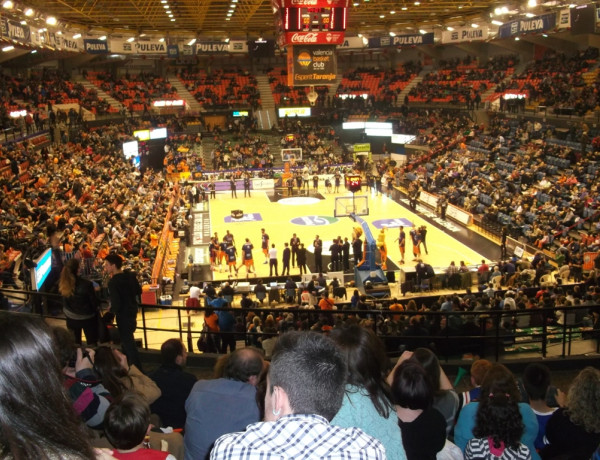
<box><xmin>498</xmin><ymin>13</ymin><xmax>556</xmax><ymax>38</ymax></box>
<box><xmin>283</xmin><ymin>31</ymin><xmax>345</xmax><ymax>45</ymax></box>
<box><xmin>229</xmin><ymin>40</ymin><xmax>248</xmax><ymax>53</ymax></box>
<box><xmin>109</xmin><ymin>39</ymin><xmax>134</xmax><ymax>54</ymax></box>
<box><xmin>353</xmin><ymin>143</ymin><xmax>371</xmax><ymax>152</ymax></box>
<box><xmin>441</xmin><ymin>26</ymin><xmax>488</xmax><ymax>43</ymax></box>
<box><xmin>368</xmin><ymin>33</ymin><xmax>434</xmax><ymax>48</ymax></box>
<box><xmin>558</xmin><ymin>9</ymin><xmax>571</xmax><ymax>29</ymax></box>
<box><xmin>58</xmin><ymin>36</ymin><xmax>83</xmax><ymax>52</ymax></box>
<box><xmin>337</xmin><ymin>36</ymin><xmax>366</xmax><ymax>49</ymax></box>
<box><xmin>84</xmin><ymin>39</ymin><xmax>109</xmax><ymax>54</ymax></box>
<box><xmin>1</xmin><ymin>19</ymin><xmax>31</xmax><ymax>43</ymax></box>
<box><xmin>194</xmin><ymin>40</ymin><xmax>250</xmax><ymax>54</ymax></box>
<box><xmin>278</xmin><ymin>107</ymin><xmax>312</xmax><ymax>117</ymax></box>
<box><xmin>287</xmin><ymin>45</ymin><xmax>337</xmax><ymax>86</ymax></box>
<box><xmin>135</xmin><ymin>39</ymin><xmax>167</xmax><ymax>54</ymax></box>
<box><xmin>196</xmin><ymin>41</ymin><xmax>231</xmax><ymax>53</ymax></box>
<box><xmin>167</xmin><ymin>45</ymin><xmax>179</xmax><ymax>57</ymax></box>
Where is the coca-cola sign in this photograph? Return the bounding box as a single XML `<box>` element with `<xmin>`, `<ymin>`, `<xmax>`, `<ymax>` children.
<box><xmin>283</xmin><ymin>31</ymin><xmax>344</xmax><ymax>45</ymax></box>
<box><xmin>275</xmin><ymin>0</ymin><xmax>349</xmax><ymax>7</ymax></box>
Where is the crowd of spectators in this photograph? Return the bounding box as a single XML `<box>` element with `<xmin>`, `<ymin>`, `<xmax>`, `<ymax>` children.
<box><xmin>404</xmin><ymin>113</ymin><xmax>600</xmax><ymax>261</ymax></box>
<box><xmin>409</xmin><ymin>55</ymin><xmax>517</xmax><ymax>106</ymax></box>
<box><xmin>495</xmin><ymin>47</ymin><xmax>599</xmax><ymax>115</ymax></box>
<box><xmin>0</xmin><ymin>120</ymin><xmax>182</xmax><ymax>293</ymax></box>
<box><xmin>335</xmin><ymin>63</ymin><xmax>421</xmax><ymax>107</ymax></box>
<box><xmin>88</xmin><ymin>70</ymin><xmax>180</xmax><ymax>113</ymax></box>
<box><xmin>178</xmin><ymin>68</ymin><xmax>261</xmax><ymax>110</ymax></box>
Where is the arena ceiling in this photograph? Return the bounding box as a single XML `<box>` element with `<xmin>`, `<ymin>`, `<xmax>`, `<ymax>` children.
<box><xmin>11</xmin><ymin>0</ymin><xmax>561</xmax><ymax>40</ymax></box>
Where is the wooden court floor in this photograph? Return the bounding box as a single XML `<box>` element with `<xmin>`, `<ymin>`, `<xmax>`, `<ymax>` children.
<box><xmin>204</xmin><ymin>185</ymin><xmax>488</xmax><ymax>281</ymax></box>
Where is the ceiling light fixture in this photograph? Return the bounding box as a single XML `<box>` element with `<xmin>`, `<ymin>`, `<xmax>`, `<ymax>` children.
<box><xmin>73</xmin><ymin>33</ymin><xmax>81</xmax><ymax>39</ymax></box>
<box><xmin>2</xmin><ymin>45</ymin><xmax>14</xmax><ymax>51</ymax></box>
<box><xmin>99</xmin><ymin>35</ymin><xmax>107</xmax><ymax>40</ymax></box>
<box><xmin>127</xmin><ymin>37</ymin><xmax>135</xmax><ymax>42</ymax></box>
<box><xmin>2</xmin><ymin>1</ymin><xmax>13</xmax><ymax>9</ymax></box>
<box><xmin>187</xmin><ymin>38</ymin><xmax>196</xmax><ymax>46</ymax></box>
<box><xmin>46</xmin><ymin>16</ymin><xmax>57</xmax><ymax>25</ymax></box>
<box><xmin>24</xmin><ymin>7</ymin><xmax>33</xmax><ymax>16</ymax></box>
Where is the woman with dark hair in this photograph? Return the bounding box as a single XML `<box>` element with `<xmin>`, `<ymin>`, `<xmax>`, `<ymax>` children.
<box><xmin>410</xmin><ymin>347</ymin><xmax>459</xmax><ymax>436</ymax></box>
<box><xmin>93</xmin><ymin>345</ymin><xmax>161</xmax><ymax>405</ymax></box>
<box><xmin>58</xmin><ymin>257</ymin><xmax>100</xmax><ymax>345</ymax></box>
<box><xmin>390</xmin><ymin>360</ymin><xmax>446</xmax><ymax>460</ymax></box>
<box><xmin>0</xmin><ymin>312</ymin><xmax>102</xmax><ymax>459</ymax></box>
<box><xmin>465</xmin><ymin>364</ymin><xmax>531</xmax><ymax>459</ymax></box>
<box><xmin>330</xmin><ymin>325</ymin><xmax>407</xmax><ymax>460</ymax></box>
<box><xmin>455</xmin><ymin>364</ymin><xmax>539</xmax><ymax>460</ymax></box>
<box><xmin>541</xmin><ymin>366</ymin><xmax>600</xmax><ymax>459</ymax></box>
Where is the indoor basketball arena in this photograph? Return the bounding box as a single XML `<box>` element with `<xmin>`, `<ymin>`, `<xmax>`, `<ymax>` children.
<box><xmin>0</xmin><ymin>0</ymin><xmax>599</xmax><ymax>458</ymax></box>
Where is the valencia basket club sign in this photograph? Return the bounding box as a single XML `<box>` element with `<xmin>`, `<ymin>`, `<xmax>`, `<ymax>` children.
<box><xmin>287</xmin><ymin>45</ymin><xmax>337</xmax><ymax>86</ymax></box>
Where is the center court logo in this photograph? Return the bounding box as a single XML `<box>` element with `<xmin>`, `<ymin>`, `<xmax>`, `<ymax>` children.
<box><xmin>297</xmin><ymin>51</ymin><xmax>312</xmax><ymax>67</ymax></box>
<box><xmin>291</xmin><ymin>216</ymin><xmax>338</xmax><ymax>226</ymax></box>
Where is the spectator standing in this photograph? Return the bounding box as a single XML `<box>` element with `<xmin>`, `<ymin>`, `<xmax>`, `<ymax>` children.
<box><xmin>58</xmin><ymin>258</ymin><xmax>100</xmax><ymax>346</ymax></box>
<box><xmin>104</xmin><ymin>253</ymin><xmax>143</xmax><ymax>371</ymax></box>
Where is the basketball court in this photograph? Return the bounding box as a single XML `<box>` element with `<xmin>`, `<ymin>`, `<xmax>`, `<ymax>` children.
<box><xmin>199</xmin><ymin>184</ymin><xmax>488</xmax><ymax>281</ymax></box>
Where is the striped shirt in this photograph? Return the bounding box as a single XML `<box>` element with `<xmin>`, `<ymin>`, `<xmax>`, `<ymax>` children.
<box><xmin>465</xmin><ymin>438</ymin><xmax>531</xmax><ymax>460</ymax></box>
<box><xmin>211</xmin><ymin>413</ymin><xmax>386</xmax><ymax>460</ymax></box>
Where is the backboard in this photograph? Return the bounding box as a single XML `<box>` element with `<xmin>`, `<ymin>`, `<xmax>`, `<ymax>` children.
<box><xmin>334</xmin><ymin>195</ymin><xmax>369</xmax><ymax>217</ymax></box>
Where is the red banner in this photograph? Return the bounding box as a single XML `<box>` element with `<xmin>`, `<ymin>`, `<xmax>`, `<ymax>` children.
<box><xmin>282</xmin><ymin>31</ymin><xmax>345</xmax><ymax>46</ymax></box>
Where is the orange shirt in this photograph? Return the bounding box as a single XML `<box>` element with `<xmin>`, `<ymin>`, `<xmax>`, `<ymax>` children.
<box><xmin>319</xmin><ymin>297</ymin><xmax>335</xmax><ymax>310</ymax></box>
<box><xmin>205</xmin><ymin>313</ymin><xmax>219</xmax><ymax>332</ymax></box>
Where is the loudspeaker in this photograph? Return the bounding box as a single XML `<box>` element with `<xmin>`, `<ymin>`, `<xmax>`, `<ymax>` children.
<box><xmin>386</xmin><ymin>271</ymin><xmax>395</xmax><ymax>283</ymax></box>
